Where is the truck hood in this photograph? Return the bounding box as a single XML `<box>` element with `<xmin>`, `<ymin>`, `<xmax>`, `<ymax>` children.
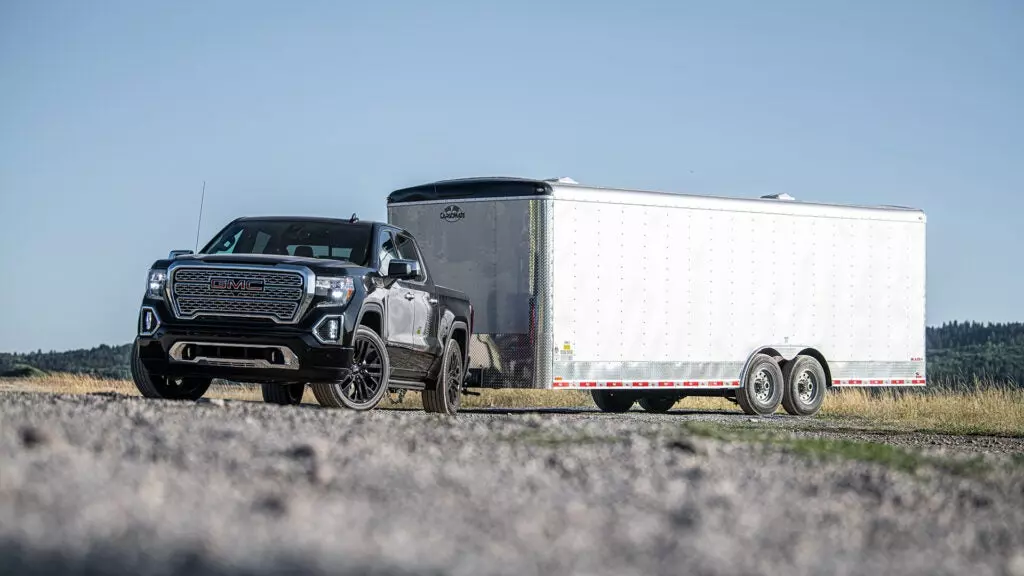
<box><xmin>165</xmin><ymin>253</ymin><xmax>363</xmax><ymax>273</ymax></box>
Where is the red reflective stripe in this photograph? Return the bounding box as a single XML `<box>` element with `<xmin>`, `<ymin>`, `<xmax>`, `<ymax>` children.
<box><xmin>606</xmin><ymin>381</ymin><xmax>623</xmax><ymax>387</ymax></box>
<box><xmin>657</xmin><ymin>381</ymin><xmax>674</xmax><ymax>387</ymax></box>
<box><xmin>631</xmin><ymin>381</ymin><xmax>650</xmax><ymax>387</ymax></box>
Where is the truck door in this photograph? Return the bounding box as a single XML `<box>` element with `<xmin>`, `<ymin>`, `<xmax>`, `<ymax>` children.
<box><xmin>394</xmin><ymin>231</ymin><xmax>440</xmax><ymax>375</ymax></box>
<box><xmin>376</xmin><ymin>229</ymin><xmax>416</xmax><ymax>376</ymax></box>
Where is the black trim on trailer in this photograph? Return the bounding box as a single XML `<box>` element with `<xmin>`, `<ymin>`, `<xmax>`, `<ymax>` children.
<box><xmin>387</xmin><ymin>177</ymin><xmax>554</xmax><ymax>204</ymax></box>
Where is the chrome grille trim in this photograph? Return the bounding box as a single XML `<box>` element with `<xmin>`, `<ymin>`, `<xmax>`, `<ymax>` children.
<box><xmin>166</xmin><ymin>262</ymin><xmax>315</xmax><ymax>324</ymax></box>
<box><xmin>168</xmin><ymin>341</ymin><xmax>300</xmax><ymax>370</ymax></box>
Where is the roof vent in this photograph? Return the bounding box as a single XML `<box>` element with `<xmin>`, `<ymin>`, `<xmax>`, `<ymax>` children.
<box><xmin>545</xmin><ymin>177</ymin><xmax>578</xmax><ymax>184</ymax></box>
<box><xmin>761</xmin><ymin>193</ymin><xmax>795</xmax><ymax>200</ymax></box>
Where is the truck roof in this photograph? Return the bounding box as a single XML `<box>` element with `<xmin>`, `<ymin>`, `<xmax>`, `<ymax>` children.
<box><xmin>386</xmin><ymin>176</ymin><xmax>925</xmax><ymax>218</ymax></box>
<box><xmin>232</xmin><ymin>215</ymin><xmax>379</xmax><ymax>228</ymax></box>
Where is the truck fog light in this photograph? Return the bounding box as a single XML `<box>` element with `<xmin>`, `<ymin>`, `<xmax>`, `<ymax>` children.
<box><xmin>139</xmin><ymin>306</ymin><xmax>161</xmax><ymax>336</ymax></box>
<box><xmin>313</xmin><ymin>315</ymin><xmax>343</xmax><ymax>344</ymax></box>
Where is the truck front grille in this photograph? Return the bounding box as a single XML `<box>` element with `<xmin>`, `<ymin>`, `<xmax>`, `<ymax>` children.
<box><xmin>169</xmin><ymin>266</ymin><xmax>308</xmax><ymax>323</ymax></box>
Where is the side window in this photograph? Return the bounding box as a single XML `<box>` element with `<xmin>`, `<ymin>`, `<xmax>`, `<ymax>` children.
<box><xmin>395</xmin><ymin>232</ymin><xmax>425</xmax><ymax>281</ymax></box>
<box><xmin>377</xmin><ymin>231</ymin><xmax>400</xmax><ymax>272</ymax></box>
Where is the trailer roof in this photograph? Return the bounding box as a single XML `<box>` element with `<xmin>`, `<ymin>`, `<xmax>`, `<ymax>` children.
<box><xmin>387</xmin><ymin>176</ymin><xmax>925</xmax><ymax>220</ymax></box>
<box><xmin>387</xmin><ymin>177</ymin><xmax>553</xmax><ymax>204</ymax></box>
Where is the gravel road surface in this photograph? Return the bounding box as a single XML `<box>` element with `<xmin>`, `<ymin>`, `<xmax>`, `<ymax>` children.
<box><xmin>1</xmin><ymin>390</ymin><xmax>1022</xmax><ymax>576</ymax></box>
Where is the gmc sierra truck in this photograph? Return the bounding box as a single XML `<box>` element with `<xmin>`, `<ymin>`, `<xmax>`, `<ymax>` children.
<box><xmin>131</xmin><ymin>215</ymin><xmax>473</xmax><ymax>414</ymax></box>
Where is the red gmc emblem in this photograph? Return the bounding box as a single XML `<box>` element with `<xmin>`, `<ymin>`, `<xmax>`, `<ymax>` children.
<box><xmin>210</xmin><ymin>277</ymin><xmax>265</xmax><ymax>292</ymax></box>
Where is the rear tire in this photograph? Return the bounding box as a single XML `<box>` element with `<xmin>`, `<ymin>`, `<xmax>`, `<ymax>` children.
<box><xmin>591</xmin><ymin>390</ymin><xmax>635</xmax><ymax>413</ymax></box>
<box><xmin>311</xmin><ymin>326</ymin><xmax>390</xmax><ymax>410</ymax></box>
<box><xmin>781</xmin><ymin>355</ymin><xmax>826</xmax><ymax>416</ymax></box>
<box><xmin>735</xmin><ymin>353</ymin><xmax>784</xmax><ymax>415</ymax></box>
<box><xmin>262</xmin><ymin>383</ymin><xmax>305</xmax><ymax>405</ymax></box>
<box><xmin>130</xmin><ymin>340</ymin><xmax>212</xmax><ymax>401</ymax></box>
<box><xmin>638</xmin><ymin>396</ymin><xmax>677</xmax><ymax>413</ymax></box>
<box><xmin>423</xmin><ymin>338</ymin><xmax>464</xmax><ymax>415</ymax></box>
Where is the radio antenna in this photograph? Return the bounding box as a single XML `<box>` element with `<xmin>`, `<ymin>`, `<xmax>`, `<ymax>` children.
<box><xmin>194</xmin><ymin>180</ymin><xmax>206</xmax><ymax>252</ymax></box>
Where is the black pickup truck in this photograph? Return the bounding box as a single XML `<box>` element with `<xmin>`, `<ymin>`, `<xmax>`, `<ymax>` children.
<box><xmin>131</xmin><ymin>215</ymin><xmax>473</xmax><ymax>414</ymax></box>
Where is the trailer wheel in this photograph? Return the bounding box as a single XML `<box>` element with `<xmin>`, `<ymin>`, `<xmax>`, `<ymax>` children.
<box><xmin>781</xmin><ymin>355</ymin><xmax>826</xmax><ymax>416</ymax></box>
<box><xmin>638</xmin><ymin>396</ymin><xmax>677</xmax><ymax>413</ymax></box>
<box><xmin>422</xmin><ymin>338</ymin><xmax>464</xmax><ymax>415</ymax></box>
<box><xmin>261</xmin><ymin>383</ymin><xmax>305</xmax><ymax>405</ymax></box>
<box><xmin>130</xmin><ymin>340</ymin><xmax>212</xmax><ymax>401</ymax></box>
<box><xmin>591</xmin><ymin>390</ymin><xmax>635</xmax><ymax>413</ymax></box>
<box><xmin>735</xmin><ymin>353</ymin><xmax>784</xmax><ymax>415</ymax></box>
<box><xmin>311</xmin><ymin>326</ymin><xmax>390</xmax><ymax>410</ymax></box>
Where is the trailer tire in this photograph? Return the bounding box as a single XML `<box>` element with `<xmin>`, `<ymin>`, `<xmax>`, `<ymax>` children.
<box><xmin>735</xmin><ymin>353</ymin><xmax>784</xmax><ymax>415</ymax></box>
<box><xmin>422</xmin><ymin>338</ymin><xmax>464</xmax><ymax>415</ymax></box>
<box><xmin>130</xmin><ymin>340</ymin><xmax>211</xmax><ymax>401</ymax></box>
<box><xmin>591</xmin><ymin>390</ymin><xmax>635</xmax><ymax>413</ymax></box>
<box><xmin>261</xmin><ymin>383</ymin><xmax>305</xmax><ymax>405</ymax></box>
<box><xmin>781</xmin><ymin>355</ymin><xmax>826</xmax><ymax>416</ymax></box>
<box><xmin>638</xmin><ymin>397</ymin><xmax>676</xmax><ymax>413</ymax></box>
<box><xmin>311</xmin><ymin>326</ymin><xmax>390</xmax><ymax>410</ymax></box>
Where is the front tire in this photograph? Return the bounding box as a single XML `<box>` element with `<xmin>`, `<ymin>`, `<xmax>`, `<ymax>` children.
<box><xmin>591</xmin><ymin>390</ymin><xmax>635</xmax><ymax>413</ymax></box>
<box><xmin>130</xmin><ymin>340</ymin><xmax>212</xmax><ymax>401</ymax></box>
<box><xmin>781</xmin><ymin>355</ymin><xmax>826</xmax><ymax>416</ymax></box>
<box><xmin>423</xmin><ymin>338</ymin><xmax>464</xmax><ymax>415</ymax></box>
<box><xmin>262</xmin><ymin>383</ymin><xmax>305</xmax><ymax>405</ymax></box>
<box><xmin>311</xmin><ymin>326</ymin><xmax>390</xmax><ymax>410</ymax></box>
<box><xmin>735</xmin><ymin>353</ymin><xmax>784</xmax><ymax>415</ymax></box>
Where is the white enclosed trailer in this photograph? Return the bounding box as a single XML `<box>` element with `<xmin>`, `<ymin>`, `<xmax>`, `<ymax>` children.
<box><xmin>386</xmin><ymin>177</ymin><xmax>927</xmax><ymax>415</ymax></box>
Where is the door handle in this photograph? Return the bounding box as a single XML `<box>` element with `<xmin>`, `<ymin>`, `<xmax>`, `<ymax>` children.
<box><xmin>404</xmin><ymin>292</ymin><xmax>415</xmax><ymax>301</ymax></box>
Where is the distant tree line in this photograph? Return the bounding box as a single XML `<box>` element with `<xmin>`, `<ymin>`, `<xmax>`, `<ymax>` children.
<box><xmin>926</xmin><ymin>321</ymin><xmax>1024</xmax><ymax>388</ymax></box>
<box><xmin>1</xmin><ymin>321</ymin><xmax>1022</xmax><ymax>388</ymax></box>
<box><xmin>0</xmin><ymin>343</ymin><xmax>132</xmax><ymax>380</ymax></box>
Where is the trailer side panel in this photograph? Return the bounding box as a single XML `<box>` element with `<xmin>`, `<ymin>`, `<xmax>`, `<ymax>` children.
<box><xmin>549</xmin><ymin>187</ymin><xmax>926</xmax><ymax>389</ymax></box>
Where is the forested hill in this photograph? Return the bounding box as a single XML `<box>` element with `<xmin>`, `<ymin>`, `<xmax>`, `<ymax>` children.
<box><xmin>0</xmin><ymin>344</ymin><xmax>132</xmax><ymax>379</ymax></box>
<box><xmin>1</xmin><ymin>321</ymin><xmax>1022</xmax><ymax>387</ymax></box>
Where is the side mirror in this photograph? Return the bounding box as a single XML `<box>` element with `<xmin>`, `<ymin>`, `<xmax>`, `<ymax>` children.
<box><xmin>168</xmin><ymin>249</ymin><xmax>194</xmax><ymax>259</ymax></box>
<box><xmin>387</xmin><ymin>259</ymin><xmax>419</xmax><ymax>279</ymax></box>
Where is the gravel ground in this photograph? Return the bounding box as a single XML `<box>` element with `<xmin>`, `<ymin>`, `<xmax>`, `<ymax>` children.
<box><xmin>1</xmin><ymin>390</ymin><xmax>1022</xmax><ymax>576</ymax></box>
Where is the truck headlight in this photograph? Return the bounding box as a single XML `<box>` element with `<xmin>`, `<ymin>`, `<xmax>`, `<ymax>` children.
<box><xmin>147</xmin><ymin>269</ymin><xmax>167</xmax><ymax>299</ymax></box>
<box><xmin>315</xmin><ymin>276</ymin><xmax>354</xmax><ymax>308</ymax></box>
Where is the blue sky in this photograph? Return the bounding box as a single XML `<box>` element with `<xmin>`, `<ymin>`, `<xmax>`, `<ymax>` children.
<box><xmin>1</xmin><ymin>0</ymin><xmax>1022</xmax><ymax>352</ymax></box>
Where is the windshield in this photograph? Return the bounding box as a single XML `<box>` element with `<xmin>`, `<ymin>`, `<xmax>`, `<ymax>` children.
<box><xmin>200</xmin><ymin>219</ymin><xmax>372</xmax><ymax>265</ymax></box>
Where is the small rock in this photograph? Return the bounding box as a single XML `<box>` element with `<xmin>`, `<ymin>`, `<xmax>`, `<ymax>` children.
<box><xmin>288</xmin><ymin>440</ymin><xmax>331</xmax><ymax>485</ymax></box>
<box><xmin>666</xmin><ymin>437</ymin><xmax>706</xmax><ymax>455</ymax></box>
<box><xmin>748</xmin><ymin>418</ymin><xmax>759</xmax><ymax>423</ymax></box>
<box><xmin>200</xmin><ymin>398</ymin><xmax>226</xmax><ymax>407</ymax></box>
<box><xmin>288</xmin><ymin>440</ymin><xmax>325</xmax><ymax>460</ymax></box>
<box><xmin>254</xmin><ymin>494</ymin><xmax>288</xmax><ymax>517</ymax></box>
<box><xmin>18</xmin><ymin>425</ymin><xmax>51</xmax><ymax>449</ymax></box>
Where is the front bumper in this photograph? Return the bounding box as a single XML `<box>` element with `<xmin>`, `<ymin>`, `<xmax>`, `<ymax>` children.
<box><xmin>136</xmin><ymin>311</ymin><xmax>355</xmax><ymax>384</ymax></box>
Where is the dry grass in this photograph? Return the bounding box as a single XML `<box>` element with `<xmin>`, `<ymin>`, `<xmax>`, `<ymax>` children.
<box><xmin>820</xmin><ymin>387</ymin><xmax>1024</xmax><ymax>436</ymax></box>
<box><xmin>2</xmin><ymin>374</ymin><xmax>1021</xmax><ymax>436</ymax></box>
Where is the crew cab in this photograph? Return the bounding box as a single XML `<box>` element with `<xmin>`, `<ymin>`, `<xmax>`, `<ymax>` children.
<box><xmin>131</xmin><ymin>215</ymin><xmax>473</xmax><ymax>414</ymax></box>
